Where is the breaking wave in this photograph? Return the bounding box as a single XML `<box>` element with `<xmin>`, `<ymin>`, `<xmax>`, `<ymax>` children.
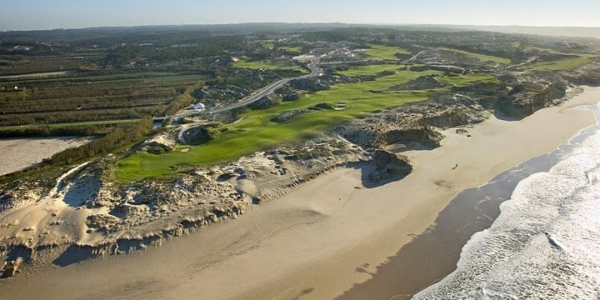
<box><xmin>414</xmin><ymin>116</ymin><xmax>600</xmax><ymax>299</ymax></box>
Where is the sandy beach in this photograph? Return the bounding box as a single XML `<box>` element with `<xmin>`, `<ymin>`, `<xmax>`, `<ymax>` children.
<box><xmin>1</xmin><ymin>87</ymin><xmax>599</xmax><ymax>300</ymax></box>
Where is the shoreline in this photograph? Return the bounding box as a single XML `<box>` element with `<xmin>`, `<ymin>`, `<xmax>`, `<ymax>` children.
<box><xmin>239</xmin><ymin>87</ymin><xmax>600</xmax><ymax>300</ymax></box>
<box><xmin>1</xmin><ymin>87</ymin><xmax>599</xmax><ymax>300</ymax></box>
<box><xmin>337</xmin><ymin>101</ymin><xmax>600</xmax><ymax>299</ymax></box>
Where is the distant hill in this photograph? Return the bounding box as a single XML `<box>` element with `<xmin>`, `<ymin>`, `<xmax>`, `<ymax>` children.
<box><xmin>437</xmin><ymin>25</ymin><xmax>600</xmax><ymax>40</ymax></box>
<box><xmin>3</xmin><ymin>22</ymin><xmax>599</xmax><ymax>41</ymax></box>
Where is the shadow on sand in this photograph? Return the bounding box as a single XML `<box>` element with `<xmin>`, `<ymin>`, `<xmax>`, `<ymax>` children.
<box><xmin>53</xmin><ymin>245</ymin><xmax>96</xmax><ymax>267</ymax></box>
<box><xmin>347</xmin><ymin>162</ymin><xmax>411</xmax><ymax>189</ymax></box>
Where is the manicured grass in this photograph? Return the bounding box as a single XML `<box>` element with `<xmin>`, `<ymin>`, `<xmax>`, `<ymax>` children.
<box><xmin>235</xmin><ymin>57</ymin><xmax>306</xmax><ymax>73</ymax></box>
<box><xmin>438</xmin><ymin>73</ymin><xmax>500</xmax><ymax>87</ymax></box>
<box><xmin>234</xmin><ymin>58</ymin><xmax>280</xmax><ymax>70</ymax></box>
<box><xmin>439</xmin><ymin>47</ymin><xmax>511</xmax><ymax>65</ymax></box>
<box><xmin>339</xmin><ymin>64</ymin><xmax>499</xmax><ymax>88</ymax></box>
<box><xmin>262</xmin><ymin>42</ymin><xmax>275</xmax><ymax>50</ymax></box>
<box><xmin>339</xmin><ymin>65</ymin><xmax>407</xmax><ymax>77</ymax></box>
<box><xmin>279</xmin><ymin>46</ymin><xmax>302</xmax><ymax>53</ymax></box>
<box><xmin>115</xmin><ymin>70</ymin><xmax>438</xmax><ymax>182</ymax></box>
<box><xmin>523</xmin><ymin>45</ymin><xmax>563</xmax><ymax>55</ymax></box>
<box><xmin>364</xmin><ymin>44</ymin><xmax>411</xmax><ymax>60</ymax></box>
<box><xmin>524</xmin><ymin>56</ymin><xmax>592</xmax><ymax>71</ymax></box>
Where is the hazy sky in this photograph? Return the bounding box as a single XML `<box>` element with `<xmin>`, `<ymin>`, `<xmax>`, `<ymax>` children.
<box><xmin>2</xmin><ymin>0</ymin><xmax>599</xmax><ymax>31</ymax></box>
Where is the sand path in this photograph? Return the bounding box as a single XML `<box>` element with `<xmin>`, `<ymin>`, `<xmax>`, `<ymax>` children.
<box><xmin>1</xmin><ymin>88</ymin><xmax>599</xmax><ymax>300</ymax></box>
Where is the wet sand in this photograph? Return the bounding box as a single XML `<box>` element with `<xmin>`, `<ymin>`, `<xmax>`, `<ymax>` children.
<box><xmin>335</xmin><ymin>133</ymin><xmax>587</xmax><ymax>300</ymax></box>
<box><xmin>1</xmin><ymin>88</ymin><xmax>599</xmax><ymax>300</ymax></box>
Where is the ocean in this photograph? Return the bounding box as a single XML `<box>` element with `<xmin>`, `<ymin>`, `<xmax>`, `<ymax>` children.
<box><xmin>413</xmin><ymin>104</ymin><xmax>600</xmax><ymax>299</ymax></box>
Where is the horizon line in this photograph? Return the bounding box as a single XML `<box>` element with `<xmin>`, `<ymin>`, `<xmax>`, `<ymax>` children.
<box><xmin>2</xmin><ymin>22</ymin><xmax>600</xmax><ymax>33</ymax></box>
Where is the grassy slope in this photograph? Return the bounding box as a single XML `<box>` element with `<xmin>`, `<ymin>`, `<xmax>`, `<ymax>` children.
<box><xmin>438</xmin><ymin>73</ymin><xmax>499</xmax><ymax>87</ymax></box>
<box><xmin>438</xmin><ymin>47</ymin><xmax>511</xmax><ymax>64</ymax></box>
<box><xmin>524</xmin><ymin>56</ymin><xmax>593</xmax><ymax>71</ymax></box>
<box><xmin>523</xmin><ymin>45</ymin><xmax>563</xmax><ymax>55</ymax></box>
<box><xmin>115</xmin><ymin>63</ymin><xmax>499</xmax><ymax>182</ymax></box>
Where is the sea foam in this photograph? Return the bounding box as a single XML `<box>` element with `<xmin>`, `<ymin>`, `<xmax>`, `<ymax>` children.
<box><xmin>413</xmin><ymin>123</ymin><xmax>600</xmax><ymax>299</ymax></box>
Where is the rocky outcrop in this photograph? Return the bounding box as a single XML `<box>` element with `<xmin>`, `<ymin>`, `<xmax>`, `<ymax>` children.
<box><xmin>563</xmin><ymin>62</ymin><xmax>600</xmax><ymax>86</ymax></box>
<box><xmin>391</xmin><ymin>75</ymin><xmax>449</xmax><ymax>90</ymax></box>
<box><xmin>281</xmin><ymin>93</ymin><xmax>301</xmax><ymax>101</ymax></box>
<box><xmin>140</xmin><ymin>133</ymin><xmax>176</xmax><ymax>154</ymax></box>
<box><xmin>421</xmin><ymin>107</ymin><xmax>486</xmax><ymax>129</ymax></box>
<box><xmin>312</xmin><ymin>102</ymin><xmax>336</xmax><ymax>110</ymax></box>
<box><xmin>271</xmin><ymin>109</ymin><xmax>309</xmax><ymax>123</ymax></box>
<box><xmin>290</xmin><ymin>78</ymin><xmax>329</xmax><ymax>93</ymax></box>
<box><xmin>249</xmin><ymin>95</ymin><xmax>281</xmax><ymax>110</ymax></box>
<box><xmin>180</xmin><ymin>126</ymin><xmax>213</xmax><ymax>145</ymax></box>
<box><xmin>368</xmin><ymin>150</ymin><xmax>413</xmax><ymax>182</ymax></box>
<box><xmin>376</xmin><ymin>125</ymin><xmax>443</xmax><ymax>151</ymax></box>
<box><xmin>499</xmin><ymin>82</ymin><xmax>567</xmax><ymax>118</ymax></box>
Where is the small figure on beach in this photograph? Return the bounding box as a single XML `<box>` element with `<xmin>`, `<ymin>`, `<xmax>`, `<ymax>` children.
<box><xmin>452</xmin><ymin>164</ymin><xmax>458</xmax><ymax>170</ymax></box>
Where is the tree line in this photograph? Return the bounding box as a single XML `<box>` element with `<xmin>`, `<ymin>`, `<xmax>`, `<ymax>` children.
<box><xmin>103</xmin><ymin>36</ymin><xmax>247</xmax><ymax>67</ymax></box>
<box><xmin>48</xmin><ymin>118</ymin><xmax>153</xmax><ymax>165</ymax></box>
<box><xmin>0</xmin><ymin>124</ymin><xmax>110</xmax><ymax>138</ymax></box>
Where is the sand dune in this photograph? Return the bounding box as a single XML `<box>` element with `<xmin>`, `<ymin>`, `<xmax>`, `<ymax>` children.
<box><xmin>1</xmin><ymin>88</ymin><xmax>599</xmax><ymax>300</ymax></box>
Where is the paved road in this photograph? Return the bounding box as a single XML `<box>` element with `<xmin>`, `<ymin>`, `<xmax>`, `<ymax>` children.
<box><xmin>173</xmin><ymin>57</ymin><xmax>320</xmax><ymax>119</ymax></box>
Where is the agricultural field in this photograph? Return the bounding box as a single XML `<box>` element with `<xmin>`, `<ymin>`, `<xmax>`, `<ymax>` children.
<box><xmin>0</xmin><ymin>72</ymin><xmax>207</xmax><ymax>127</ymax></box>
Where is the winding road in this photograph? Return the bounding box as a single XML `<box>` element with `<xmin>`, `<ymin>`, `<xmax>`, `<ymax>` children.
<box><xmin>174</xmin><ymin>57</ymin><xmax>321</xmax><ymax>119</ymax></box>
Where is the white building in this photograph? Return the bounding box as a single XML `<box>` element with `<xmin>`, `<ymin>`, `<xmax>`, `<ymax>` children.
<box><xmin>188</xmin><ymin>103</ymin><xmax>206</xmax><ymax>111</ymax></box>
